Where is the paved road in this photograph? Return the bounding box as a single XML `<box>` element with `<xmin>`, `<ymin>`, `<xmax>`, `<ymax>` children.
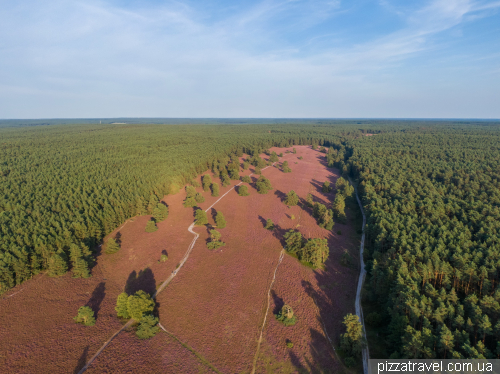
<box><xmin>350</xmin><ymin>177</ymin><xmax>370</xmax><ymax>374</ymax></box>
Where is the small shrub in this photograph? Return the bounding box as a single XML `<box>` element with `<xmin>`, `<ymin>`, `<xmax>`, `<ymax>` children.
<box><xmin>265</xmin><ymin>219</ymin><xmax>274</xmax><ymax>230</ymax></box>
<box><xmin>160</xmin><ymin>254</ymin><xmax>168</xmax><ymax>262</ymax></box>
<box><xmin>145</xmin><ymin>220</ymin><xmax>158</xmax><ymax>233</ymax></box>
<box><xmin>105</xmin><ymin>237</ymin><xmax>120</xmax><ymax>254</ymax></box>
<box><xmin>298</xmin><ymin>156</ymin><xmax>303</xmax><ymax>160</ymax></box>
<box><xmin>275</xmin><ymin>304</ymin><xmax>297</xmax><ymax>326</ymax></box>
<box><xmin>286</xmin><ymin>341</ymin><xmax>294</xmax><ymax>349</ymax></box>
<box><xmin>74</xmin><ymin>306</ymin><xmax>96</xmax><ymax>326</ymax></box>
<box><xmin>291</xmin><ymin>215</ymin><xmax>295</xmax><ymax>220</ymax></box>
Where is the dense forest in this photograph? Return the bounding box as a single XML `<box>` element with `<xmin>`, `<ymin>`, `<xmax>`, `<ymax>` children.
<box><xmin>347</xmin><ymin>127</ymin><xmax>500</xmax><ymax>359</ymax></box>
<box><xmin>1</xmin><ymin>120</ymin><xmax>499</xmax><ymax>360</ymax></box>
<box><xmin>0</xmin><ymin>123</ymin><xmax>354</xmax><ymax>294</ymax></box>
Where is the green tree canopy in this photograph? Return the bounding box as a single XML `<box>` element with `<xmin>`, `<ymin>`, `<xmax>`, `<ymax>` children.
<box><xmin>195</xmin><ymin>209</ymin><xmax>208</xmax><ymax>226</ymax></box>
<box><xmin>145</xmin><ymin>220</ymin><xmax>158</xmax><ymax>233</ymax></box>
<box><xmin>74</xmin><ymin>306</ymin><xmax>96</xmax><ymax>326</ymax></box>
<box><xmin>215</xmin><ymin>211</ymin><xmax>226</xmax><ymax>228</ymax></box>
<box><xmin>284</xmin><ymin>190</ymin><xmax>299</xmax><ymax>206</ymax></box>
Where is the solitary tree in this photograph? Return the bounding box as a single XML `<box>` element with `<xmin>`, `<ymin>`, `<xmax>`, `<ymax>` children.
<box><xmin>106</xmin><ymin>237</ymin><xmax>121</xmax><ymax>254</ymax></box>
<box><xmin>241</xmin><ymin>175</ymin><xmax>252</xmax><ymax>183</ymax></box>
<box><xmin>202</xmin><ymin>175</ymin><xmax>212</xmax><ymax>192</ymax></box>
<box><xmin>195</xmin><ymin>209</ymin><xmax>208</xmax><ymax>226</ymax></box>
<box><xmin>284</xmin><ymin>190</ymin><xmax>299</xmax><ymax>206</ymax></box>
<box><xmin>145</xmin><ymin>220</ymin><xmax>158</xmax><ymax>233</ymax></box>
<box><xmin>256</xmin><ymin>176</ymin><xmax>273</xmax><ymax>194</ymax></box>
<box><xmin>293</xmin><ymin>148</ymin><xmax>297</xmax><ymax>154</ymax></box>
<box><xmin>238</xmin><ymin>185</ymin><xmax>250</xmax><ymax>196</ymax></box>
<box><xmin>269</xmin><ymin>151</ymin><xmax>279</xmax><ymax>162</ymax></box>
<box><xmin>265</xmin><ymin>219</ymin><xmax>274</xmax><ymax>230</ymax></box>
<box><xmin>211</xmin><ymin>182</ymin><xmax>219</xmax><ymax>197</ymax></box>
<box><xmin>215</xmin><ymin>211</ymin><xmax>227</xmax><ymax>228</ymax></box>
<box><xmin>74</xmin><ymin>306</ymin><xmax>96</xmax><ymax>326</ymax></box>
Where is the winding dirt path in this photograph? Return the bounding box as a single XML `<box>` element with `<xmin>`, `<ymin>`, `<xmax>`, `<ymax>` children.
<box><xmin>350</xmin><ymin>177</ymin><xmax>370</xmax><ymax>374</ymax></box>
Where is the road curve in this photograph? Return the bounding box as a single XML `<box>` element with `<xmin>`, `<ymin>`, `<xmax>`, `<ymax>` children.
<box><xmin>350</xmin><ymin>177</ymin><xmax>370</xmax><ymax>374</ymax></box>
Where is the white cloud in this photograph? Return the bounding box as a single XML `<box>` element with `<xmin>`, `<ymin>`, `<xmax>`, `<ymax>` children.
<box><xmin>0</xmin><ymin>0</ymin><xmax>499</xmax><ymax>118</ymax></box>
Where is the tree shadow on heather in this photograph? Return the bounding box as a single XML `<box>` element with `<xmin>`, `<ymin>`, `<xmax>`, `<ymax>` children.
<box><xmin>288</xmin><ymin>329</ymin><xmax>338</xmax><ymax>374</ymax></box>
<box><xmin>85</xmin><ymin>282</ymin><xmax>105</xmax><ymax>319</ymax></box>
<box><xmin>271</xmin><ymin>290</ymin><xmax>284</xmax><ymax>314</ymax></box>
<box><xmin>125</xmin><ymin>268</ymin><xmax>156</xmax><ymax>295</ymax></box>
<box><xmin>73</xmin><ymin>345</ymin><xmax>89</xmax><ymax>374</ymax></box>
<box><xmin>115</xmin><ymin>231</ymin><xmax>122</xmax><ymax>245</ymax></box>
<box><xmin>274</xmin><ymin>189</ymin><xmax>287</xmax><ymax>203</ymax></box>
<box><xmin>210</xmin><ymin>207</ymin><xmax>218</xmax><ymax>221</ymax></box>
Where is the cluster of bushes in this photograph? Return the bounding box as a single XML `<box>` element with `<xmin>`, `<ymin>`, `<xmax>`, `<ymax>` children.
<box><xmin>283</xmin><ymin>230</ymin><xmax>329</xmax><ymax>268</ymax></box>
<box><xmin>207</xmin><ymin>229</ymin><xmax>225</xmax><ymax>250</ymax></box>
<box><xmin>115</xmin><ymin>290</ymin><xmax>159</xmax><ymax>339</ymax></box>
<box><xmin>312</xmin><ymin>202</ymin><xmax>334</xmax><ymax>230</ymax></box>
<box><xmin>256</xmin><ymin>176</ymin><xmax>273</xmax><ymax>194</ymax></box>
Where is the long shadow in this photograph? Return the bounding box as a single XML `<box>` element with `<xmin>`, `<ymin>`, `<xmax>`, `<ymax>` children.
<box><xmin>210</xmin><ymin>207</ymin><xmax>218</xmax><ymax>221</ymax></box>
<box><xmin>270</xmin><ymin>223</ymin><xmax>289</xmax><ymax>247</ymax></box>
<box><xmin>125</xmin><ymin>268</ymin><xmax>157</xmax><ymax>295</ymax></box>
<box><xmin>271</xmin><ymin>290</ymin><xmax>284</xmax><ymax>314</ymax></box>
<box><xmin>115</xmin><ymin>231</ymin><xmax>122</xmax><ymax>245</ymax></box>
<box><xmin>274</xmin><ymin>189</ymin><xmax>287</xmax><ymax>203</ymax></box>
<box><xmin>86</xmin><ymin>282</ymin><xmax>105</xmax><ymax>319</ymax></box>
<box><xmin>257</xmin><ymin>215</ymin><xmax>268</xmax><ymax>228</ymax></box>
<box><xmin>73</xmin><ymin>346</ymin><xmax>89</xmax><ymax>374</ymax></box>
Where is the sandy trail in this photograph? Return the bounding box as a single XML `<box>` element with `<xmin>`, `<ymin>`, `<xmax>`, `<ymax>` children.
<box><xmin>350</xmin><ymin>177</ymin><xmax>370</xmax><ymax>374</ymax></box>
<box><xmin>250</xmin><ymin>250</ymin><xmax>285</xmax><ymax>374</ymax></box>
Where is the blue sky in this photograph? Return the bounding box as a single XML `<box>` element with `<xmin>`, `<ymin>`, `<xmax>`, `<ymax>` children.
<box><xmin>1</xmin><ymin>0</ymin><xmax>499</xmax><ymax>118</ymax></box>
